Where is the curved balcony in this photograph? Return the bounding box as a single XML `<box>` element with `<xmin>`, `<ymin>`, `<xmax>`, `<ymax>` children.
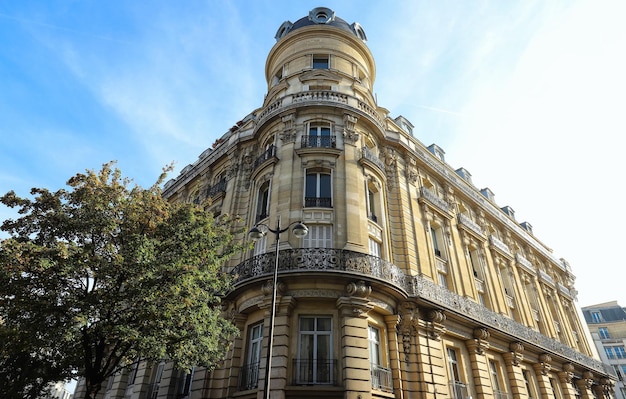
<box><xmin>229</xmin><ymin>247</ymin><xmax>614</xmax><ymax>378</ymax></box>
<box><xmin>256</xmin><ymin>90</ymin><xmax>385</xmax><ymax>131</ymax></box>
<box><xmin>230</xmin><ymin>248</ymin><xmax>411</xmax><ymax>293</ymax></box>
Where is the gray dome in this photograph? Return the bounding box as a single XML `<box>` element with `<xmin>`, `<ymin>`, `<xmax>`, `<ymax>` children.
<box><xmin>275</xmin><ymin>7</ymin><xmax>367</xmax><ymax>42</ymax></box>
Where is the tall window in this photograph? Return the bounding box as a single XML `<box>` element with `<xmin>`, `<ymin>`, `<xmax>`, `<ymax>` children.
<box><xmin>366</xmin><ymin>181</ymin><xmax>381</xmax><ymax>223</ymax></box>
<box><xmin>179</xmin><ymin>368</ymin><xmax>194</xmax><ymax>399</ymax></box>
<box><xmin>149</xmin><ymin>361</ymin><xmax>165</xmax><ymax>399</ymax></box>
<box><xmin>297</xmin><ymin>317</ymin><xmax>333</xmax><ymax>384</ymax></box>
<box><xmin>523</xmin><ymin>370</ymin><xmax>537</xmax><ymax>399</ymax></box>
<box><xmin>305</xmin><ymin>169</ymin><xmax>332</xmax><ymax>207</ymax></box>
<box><xmin>431</xmin><ymin>226</ymin><xmax>444</xmax><ymax>258</ymax></box>
<box><xmin>489</xmin><ymin>360</ymin><xmax>506</xmax><ymax>398</ymax></box>
<box><xmin>303</xmin><ymin>225</ymin><xmax>333</xmax><ymax>248</ymax></box>
<box><xmin>599</xmin><ymin>327</ymin><xmax>610</xmax><ymax>339</ymax></box>
<box><xmin>447</xmin><ymin>348</ymin><xmax>467</xmax><ymax>399</ymax></box>
<box><xmin>126</xmin><ymin>360</ymin><xmax>139</xmax><ymax>397</ymax></box>
<box><xmin>256</xmin><ymin>181</ymin><xmax>270</xmax><ymax>222</ymax></box>
<box><xmin>313</xmin><ymin>55</ymin><xmax>329</xmax><ymax>69</ymax></box>
<box><xmin>368</xmin><ymin>325</ymin><xmax>392</xmax><ymax>392</ymax></box>
<box><xmin>240</xmin><ymin>323</ymin><xmax>263</xmax><ymax>390</ymax></box>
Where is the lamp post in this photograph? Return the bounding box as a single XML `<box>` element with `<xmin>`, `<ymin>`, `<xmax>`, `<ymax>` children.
<box><xmin>248</xmin><ymin>216</ymin><xmax>308</xmax><ymax>399</ymax></box>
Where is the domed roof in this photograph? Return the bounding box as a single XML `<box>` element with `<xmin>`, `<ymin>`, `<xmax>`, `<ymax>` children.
<box><xmin>275</xmin><ymin>7</ymin><xmax>367</xmax><ymax>42</ymax></box>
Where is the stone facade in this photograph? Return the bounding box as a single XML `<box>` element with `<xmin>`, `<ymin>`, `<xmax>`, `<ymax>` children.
<box><xmin>79</xmin><ymin>7</ymin><xmax>615</xmax><ymax>399</ymax></box>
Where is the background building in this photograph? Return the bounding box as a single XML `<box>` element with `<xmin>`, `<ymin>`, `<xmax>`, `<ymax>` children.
<box><xmin>583</xmin><ymin>302</ymin><xmax>626</xmax><ymax>399</ymax></box>
<box><xmin>79</xmin><ymin>7</ymin><xmax>615</xmax><ymax>399</ymax></box>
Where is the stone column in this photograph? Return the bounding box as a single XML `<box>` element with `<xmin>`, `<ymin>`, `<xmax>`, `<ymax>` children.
<box><xmin>257</xmin><ymin>280</ymin><xmax>296</xmax><ymax>399</ymax></box>
<box><xmin>465</xmin><ymin>327</ymin><xmax>493</xmax><ymax>398</ymax></box>
<box><xmin>576</xmin><ymin>371</ymin><xmax>596</xmax><ymax>399</ymax></box>
<box><xmin>336</xmin><ymin>281</ymin><xmax>374</xmax><ymax>399</ymax></box>
<box><xmin>533</xmin><ymin>354</ymin><xmax>555</xmax><ymax>399</ymax></box>
<box><xmin>503</xmin><ymin>342</ymin><xmax>526</xmax><ymax>398</ymax></box>
<box><xmin>415</xmin><ymin>308</ymin><xmax>448</xmax><ymax>399</ymax></box>
<box><xmin>385</xmin><ymin>314</ymin><xmax>404</xmax><ymax>399</ymax></box>
<box><xmin>558</xmin><ymin>363</ymin><xmax>578</xmax><ymax>399</ymax></box>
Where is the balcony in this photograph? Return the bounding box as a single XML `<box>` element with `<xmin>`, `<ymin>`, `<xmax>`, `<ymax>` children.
<box><xmin>301</xmin><ymin>135</ymin><xmax>336</xmax><ymax>149</ymax></box>
<box><xmin>293</xmin><ymin>359</ymin><xmax>338</xmax><ymax>385</ymax></box>
<box><xmin>419</xmin><ymin>187</ymin><xmax>452</xmax><ymax>214</ymax></box>
<box><xmin>488</xmin><ymin>235</ymin><xmax>512</xmax><ymax>257</ymax></box>
<box><xmin>238</xmin><ymin>361</ymin><xmax>260</xmax><ymax>391</ymax></box>
<box><xmin>305</xmin><ymin>197</ymin><xmax>332</xmax><ymax>208</ymax></box>
<box><xmin>360</xmin><ymin>147</ymin><xmax>386</xmax><ymax>173</ymax></box>
<box><xmin>449</xmin><ymin>381</ymin><xmax>469</xmax><ymax>399</ymax></box>
<box><xmin>230</xmin><ymin>248</ymin><xmax>410</xmax><ymax>293</ymax></box>
<box><xmin>457</xmin><ymin>213</ymin><xmax>484</xmax><ymax>237</ymax></box>
<box><xmin>371</xmin><ymin>364</ymin><xmax>393</xmax><ymax>392</ymax></box>
<box><xmin>256</xmin><ymin>90</ymin><xmax>384</xmax><ymax>130</ymax></box>
<box><xmin>253</xmin><ymin>145</ymin><xmax>277</xmax><ymax>170</ymax></box>
<box><xmin>494</xmin><ymin>390</ymin><xmax>510</xmax><ymax>399</ymax></box>
<box><xmin>205</xmin><ymin>178</ymin><xmax>227</xmax><ymax>198</ymax></box>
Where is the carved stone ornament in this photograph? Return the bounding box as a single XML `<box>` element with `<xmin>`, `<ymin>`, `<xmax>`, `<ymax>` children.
<box><xmin>280</xmin><ymin>112</ymin><xmax>297</xmax><ymax>143</ymax></box>
<box><xmin>424</xmin><ymin>308</ymin><xmax>447</xmax><ymax>340</ymax></box>
<box><xmin>582</xmin><ymin>371</ymin><xmax>594</xmax><ymax>389</ymax></box>
<box><xmin>262</xmin><ymin>279</ymin><xmax>286</xmax><ymax>296</ymax></box>
<box><xmin>405</xmin><ymin>155</ymin><xmax>418</xmax><ymax>185</ymax></box>
<box><xmin>346</xmin><ymin>280</ymin><xmax>372</xmax><ymax>298</ymax></box>
<box><xmin>600</xmin><ymin>377</ymin><xmax>614</xmax><ymax>394</ymax></box>
<box><xmin>559</xmin><ymin>362</ymin><xmax>575</xmax><ymax>383</ymax></box>
<box><xmin>536</xmin><ymin>353</ymin><xmax>552</xmax><ymax>375</ymax></box>
<box><xmin>398</xmin><ymin>302</ymin><xmax>419</xmax><ymax>364</ymax></box>
<box><xmin>343</xmin><ymin>113</ymin><xmax>359</xmax><ymax>145</ymax></box>
<box><xmin>470</xmin><ymin>327</ymin><xmax>490</xmax><ymax>354</ymax></box>
<box><xmin>508</xmin><ymin>341</ymin><xmax>524</xmax><ymax>366</ymax></box>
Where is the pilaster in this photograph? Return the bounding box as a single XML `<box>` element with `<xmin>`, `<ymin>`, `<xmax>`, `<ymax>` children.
<box><xmin>558</xmin><ymin>362</ymin><xmax>578</xmax><ymax>399</ymax></box>
<box><xmin>385</xmin><ymin>314</ymin><xmax>404</xmax><ymax>399</ymax></box>
<box><xmin>503</xmin><ymin>342</ymin><xmax>525</xmax><ymax>398</ymax></box>
<box><xmin>415</xmin><ymin>307</ymin><xmax>448</xmax><ymax>399</ymax></box>
<box><xmin>336</xmin><ymin>281</ymin><xmax>374</xmax><ymax>399</ymax></box>
<box><xmin>465</xmin><ymin>327</ymin><xmax>493</xmax><ymax>398</ymax></box>
<box><xmin>533</xmin><ymin>354</ymin><xmax>555</xmax><ymax>399</ymax></box>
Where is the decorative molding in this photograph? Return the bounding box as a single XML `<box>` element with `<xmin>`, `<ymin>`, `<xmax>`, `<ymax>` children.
<box><xmin>280</xmin><ymin>112</ymin><xmax>297</xmax><ymax>143</ymax></box>
<box><xmin>346</xmin><ymin>280</ymin><xmax>371</xmax><ymax>298</ymax></box>
<box><xmin>536</xmin><ymin>353</ymin><xmax>552</xmax><ymax>375</ymax></box>
<box><xmin>342</xmin><ymin>113</ymin><xmax>359</xmax><ymax>145</ymax></box>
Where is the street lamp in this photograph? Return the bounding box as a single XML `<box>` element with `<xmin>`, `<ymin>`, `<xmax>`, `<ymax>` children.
<box><xmin>248</xmin><ymin>216</ymin><xmax>308</xmax><ymax>399</ymax></box>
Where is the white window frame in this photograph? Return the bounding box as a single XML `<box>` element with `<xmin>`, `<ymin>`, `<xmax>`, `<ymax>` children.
<box><xmin>303</xmin><ymin>225</ymin><xmax>333</xmax><ymax>249</ymax></box>
<box><xmin>297</xmin><ymin>316</ymin><xmax>333</xmax><ymax>385</ymax></box>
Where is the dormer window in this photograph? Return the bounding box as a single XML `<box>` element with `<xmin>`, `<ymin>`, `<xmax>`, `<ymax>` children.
<box><xmin>309</xmin><ymin>7</ymin><xmax>335</xmax><ymax>24</ymax></box>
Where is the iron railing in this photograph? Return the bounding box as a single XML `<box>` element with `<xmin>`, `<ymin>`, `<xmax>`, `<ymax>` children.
<box><xmin>301</xmin><ymin>135</ymin><xmax>336</xmax><ymax>148</ymax></box>
<box><xmin>238</xmin><ymin>361</ymin><xmax>260</xmax><ymax>391</ymax></box>
<box><xmin>370</xmin><ymin>363</ymin><xmax>393</xmax><ymax>392</ymax></box>
<box><xmin>304</xmin><ymin>197</ymin><xmax>332</xmax><ymax>208</ymax></box>
<box><xmin>292</xmin><ymin>359</ymin><xmax>337</xmax><ymax>385</ymax></box>
<box><xmin>253</xmin><ymin>145</ymin><xmax>276</xmax><ymax>169</ymax></box>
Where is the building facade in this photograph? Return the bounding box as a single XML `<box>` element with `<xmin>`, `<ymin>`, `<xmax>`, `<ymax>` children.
<box><xmin>80</xmin><ymin>7</ymin><xmax>615</xmax><ymax>399</ymax></box>
<box><xmin>583</xmin><ymin>302</ymin><xmax>626</xmax><ymax>399</ymax></box>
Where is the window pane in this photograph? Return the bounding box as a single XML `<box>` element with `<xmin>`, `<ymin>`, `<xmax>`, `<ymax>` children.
<box><xmin>319</xmin><ymin>174</ymin><xmax>331</xmax><ymax>197</ymax></box>
<box><xmin>300</xmin><ymin>334</ymin><xmax>314</xmax><ymax>359</ymax></box>
<box><xmin>320</xmin><ymin>127</ymin><xmax>331</xmax><ymax>136</ymax></box>
<box><xmin>317</xmin><ymin>317</ymin><xmax>332</xmax><ymax>331</ymax></box>
<box><xmin>306</xmin><ymin>174</ymin><xmax>318</xmax><ymax>197</ymax></box>
<box><xmin>300</xmin><ymin>317</ymin><xmax>315</xmax><ymax>331</ymax></box>
<box><xmin>317</xmin><ymin>336</ymin><xmax>331</xmax><ymax>360</ymax></box>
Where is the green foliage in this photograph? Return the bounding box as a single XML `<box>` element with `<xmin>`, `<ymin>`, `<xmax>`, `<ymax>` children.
<box><xmin>0</xmin><ymin>162</ymin><xmax>241</xmax><ymax>399</ymax></box>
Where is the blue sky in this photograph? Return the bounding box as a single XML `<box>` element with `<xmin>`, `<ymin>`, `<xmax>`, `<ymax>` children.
<box><xmin>2</xmin><ymin>0</ymin><xmax>625</xmax><ymax>311</ymax></box>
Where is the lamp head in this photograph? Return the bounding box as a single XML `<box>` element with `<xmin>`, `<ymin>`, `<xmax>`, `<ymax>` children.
<box><xmin>291</xmin><ymin>222</ymin><xmax>309</xmax><ymax>238</ymax></box>
<box><xmin>248</xmin><ymin>226</ymin><xmax>266</xmax><ymax>240</ymax></box>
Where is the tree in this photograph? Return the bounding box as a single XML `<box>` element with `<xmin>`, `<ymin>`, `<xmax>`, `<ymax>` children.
<box><xmin>0</xmin><ymin>162</ymin><xmax>240</xmax><ymax>399</ymax></box>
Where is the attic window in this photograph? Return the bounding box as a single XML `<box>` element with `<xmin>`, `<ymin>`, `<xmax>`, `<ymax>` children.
<box><xmin>351</xmin><ymin>22</ymin><xmax>367</xmax><ymax>42</ymax></box>
<box><xmin>275</xmin><ymin>21</ymin><xmax>293</xmax><ymax>41</ymax></box>
<box><xmin>313</xmin><ymin>55</ymin><xmax>329</xmax><ymax>69</ymax></box>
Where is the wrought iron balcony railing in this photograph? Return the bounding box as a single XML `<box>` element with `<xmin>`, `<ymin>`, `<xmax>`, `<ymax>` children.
<box><xmin>230</xmin><ymin>248</ymin><xmax>410</xmax><ymax>292</ymax></box>
<box><xmin>229</xmin><ymin>248</ymin><xmax>615</xmax><ymax>378</ymax></box>
<box><xmin>301</xmin><ymin>135</ymin><xmax>336</xmax><ymax>148</ymax></box>
<box><xmin>238</xmin><ymin>361</ymin><xmax>260</xmax><ymax>391</ymax></box>
<box><xmin>304</xmin><ymin>197</ymin><xmax>332</xmax><ymax>208</ymax></box>
<box><xmin>253</xmin><ymin>145</ymin><xmax>276</xmax><ymax>170</ymax></box>
<box><xmin>292</xmin><ymin>359</ymin><xmax>338</xmax><ymax>385</ymax></box>
<box><xmin>449</xmin><ymin>381</ymin><xmax>469</xmax><ymax>399</ymax></box>
<box><xmin>370</xmin><ymin>363</ymin><xmax>393</xmax><ymax>392</ymax></box>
